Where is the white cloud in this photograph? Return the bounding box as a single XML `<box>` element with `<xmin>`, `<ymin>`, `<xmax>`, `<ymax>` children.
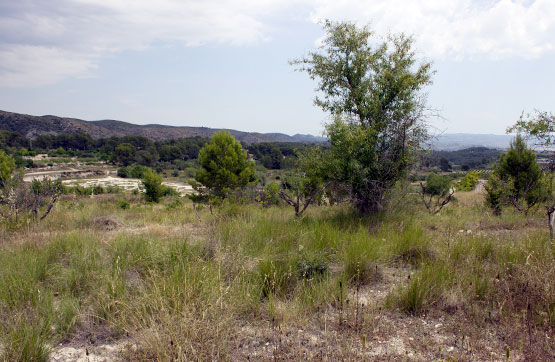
<box><xmin>1</xmin><ymin>0</ymin><xmax>555</xmax><ymax>86</ymax></box>
<box><xmin>308</xmin><ymin>0</ymin><xmax>555</xmax><ymax>60</ymax></box>
<box><xmin>0</xmin><ymin>0</ymin><xmax>294</xmax><ymax>86</ymax></box>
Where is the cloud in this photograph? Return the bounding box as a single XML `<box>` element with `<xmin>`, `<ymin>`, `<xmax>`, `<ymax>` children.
<box><xmin>308</xmin><ymin>0</ymin><xmax>555</xmax><ymax>60</ymax></box>
<box><xmin>1</xmin><ymin>0</ymin><xmax>555</xmax><ymax>86</ymax></box>
<box><xmin>0</xmin><ymin>0</ymin><xmax>293</xmax><ymax>86</ymax></box>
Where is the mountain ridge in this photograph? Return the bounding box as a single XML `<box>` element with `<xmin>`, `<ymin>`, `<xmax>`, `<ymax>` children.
<box><xmin>0</xmin><ymin>110</ymin><xmax>327</xmax><ymax>144</ymax></box>
<box><xmin>0</xmin><ymin>109</ymin><xmax>515</xmax><ymax>149</ymax></box>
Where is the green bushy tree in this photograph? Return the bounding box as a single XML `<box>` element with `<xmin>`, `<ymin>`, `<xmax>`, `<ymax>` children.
<box><xmin>420</xmin><ymin>173</ymin><xmax>454</xmax><ymax>215</ymax></box>
<box><xmin>192</xmin><ymin>131</ymin><xmax>255</xmax><ymax>203</ymax></box>
<box><xmin>291</xmin><ymin>20</ymin><xmax>433</xmax><ymax>214</ymax></box>
<box><xmin>141</xmin><ymin>168</ymin><xmax>164</xmax><ymax>203</ymax></box>
<box><xmin>485</xmin><ymin>135</ymin><xmax>545</xmax><ymax>215</ymax></box>
<box><xmin>114</xmin><ymin>143</ymin><xmax>136</xmax><ymax>166</ymax></box>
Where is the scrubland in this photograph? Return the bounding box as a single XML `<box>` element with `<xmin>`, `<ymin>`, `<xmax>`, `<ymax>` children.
<box><xmin>1</xmin><ymin>188</ymin><xmax>554</xmax><ymax>361</ymax></box>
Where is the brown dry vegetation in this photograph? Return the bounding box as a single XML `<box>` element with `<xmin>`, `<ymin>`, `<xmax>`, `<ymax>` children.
<box><xmin>1</xmin><ymin>187</ymin><xmax>555</xmax><ymax>361</ymax></box>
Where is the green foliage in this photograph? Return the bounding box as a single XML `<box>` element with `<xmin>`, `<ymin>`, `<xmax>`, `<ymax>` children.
<box><xmin>0</xmin><ymin>150</ymin><xmax>15</xmax><ymax>187</ymax></box>
<box><xmin>424</xmin><ymin>173</ymin><xmax>451</xmax><ymax>196</ymax></box>
<box><xmin>116</xmin><ymin>199</ymin><xmax>130</xmax><ymax>209</ymax></box>
<box><xmin>486</xmin><ymin>135</ymin><xmax>545</xmax><ymax>214</ymax></box>
<box><xmin>485</xmin><ymin>173</ymin><xmax>504</xmax><ymax>215</ymax></box>
<box><xmin>297</xmin><ymin>254</ymin><xmax>328</xmax><ymax>280</ymax></box>
<box><xmin>439</xmin><ymin>158</ymin><xmax>451</xmax><ymax>172</ymax></box>
<box><xmin>114</xmin><ymin>143</ymin><xmax>136</xmax><ymax>166</ymax></box>
<box><xmin>456</xmin><ymin>171</ymin><xmax>480</xmax><ymax>191</ymax></box>
<box><xmin>292</xmin><ymin>20</ymin><xmax>433</xmax><ymax>214</ymax></box>
<box><xmin>142</xmin><ymin>168</ymin><xmax>164</xmax><ymax>203</ymax></box>
<box><xmin>390</xmin><ymin>263</ymin><xmax>452</xmax><ymax>314</ymax></box>
<box><xmin>278</xmin><ymin>148</ymin><xmax>326</xmax><ymax>217</ymax></box>
<box><xmin>508</xmin><ymin>110</ymin><xmax>555</xmax><ymax>145</ymax></box>
<box><xmin>257</xmin><ymin>257</ymin><xmax>295</xmax><ymax>298</ymax></box>
<box><xmin>420</xmin><ymin>173</ymin><xmax>454</xmax><ymax>215</ymax></box>
<box><xmin>117</xmin><ymin>166</ymin><xmax>129</xmax><ymax>178</ymax></box>
<box><xmin>256</xmin><ymin>183</ymin><xmax>281</xmax><ymax>207</ymax></box>
<box><xmin>194</xmin><ymin>131</ymin><xmax>255</xmax><ymax>202</ymax></box>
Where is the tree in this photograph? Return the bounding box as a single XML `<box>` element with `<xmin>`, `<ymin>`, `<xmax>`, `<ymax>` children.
<box><xmin>141</xmin><ymin>168</ymin><xmax>164</xmax><ymax>203</ymax></box>
<box><xmin>439</xmin><ymin>158</ymin><xmax>451</xmax><ymax>172</ymax></box>
<box><xmin>0</xmin><ymin>150</ymin><xmax>15</xmax><ymax>188</ymax></box>
<box><xmin>0</xmin><ymin>164</ymin><xmax>62</xmax><ymax>224</ymax></box>
<box><xmin>193</xmin><ymin>131</ymin><xmax>255</xmax><ymax>202</ymax></box>
<box><xmin>114</xmin><ymin>143</ymin><xmax>136</xmax><ymax>166</ymax></box>
<box><xmin>158</xmin><ymin>144</ymin><xmax>182</xmax><ymax>162</ymax></box>
<box><xmin>508</xmin><ymin>111</ymin><xmax>555</xmax><ymax>236</ymax></box>
<box><xmin>485</xmin><ymin>135</ymin><xmax>545</xmax><ymax>215</ymax></box>
<box><xmin>278</xmin><ymin>148</ymin><xmax>327</xmax><ymax>217</ymax></box>
<box><xmin>291</xmin><ymin>20</ymin><xmax>433</xmax><ymax>214</ymax></box>
<box><xmin>419</xmin><ymin>173</ymin><xmax>454</xmax><ymax>215</ymax></box>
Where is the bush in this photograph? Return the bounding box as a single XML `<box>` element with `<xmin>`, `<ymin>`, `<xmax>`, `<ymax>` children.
<box><xmin>117</xmin><ymin>200</ymin><xmax>130</xmax><ymax>209</ymax></box>
<box><xmin>129</xmin><ymin>165</ymin><xmax>149</xmax><ymax>179</ymax></box>
<box><xmin>117</xmin><ymin>167</ymin><xmax>129</xmax><ymax>178</ymax></box>
<box><xmin>297</xmin><ymin>254</ymin><xmax>328</xmax><ymax>280</ymax></box>
<box><xmin>142</xmin><ymin>168</ymin><xmax>164</xmax><ymax>203</ymax></box>
<box><xmin>256</xmin><ymin>183</ymin><xmax>281</xmax><ymax>207</ymax></box>
<box><xmin>456</xmin><ymin>171</ymin><xmax>480</xmax><ymax>191</ymax></box>
<box><xmin>424</xmin><ymin>173</ymin><xmax>451</xmax><ymax>196</ymax></box>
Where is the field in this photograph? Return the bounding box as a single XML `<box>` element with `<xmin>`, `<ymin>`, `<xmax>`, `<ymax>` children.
<box><xmin>1</xmin><ymin>186</ymin><xmax>555</xmax><ymax>361</ymax></box>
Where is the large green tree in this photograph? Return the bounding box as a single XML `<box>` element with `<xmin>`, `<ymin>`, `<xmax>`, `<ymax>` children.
<box><xmin>291</xmin><ymin>20</ymin><xmax>433</xmax><ymax>214</ymax></box>
<box><xmin>193</xmin><ymin>131</ymin><xmax>255</xmax><ymax>201</ymax></box>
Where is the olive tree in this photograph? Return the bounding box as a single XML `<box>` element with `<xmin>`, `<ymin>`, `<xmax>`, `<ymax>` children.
<box><xmin>0</xmin><ymin>153</ymin><xmax>62</xmax><ymax>223</ymax></box>
<box><xmin>420</xmin><ymin>173</ymin><xmax>454</xmax><ymax>215</ymax></box>
<box><xmin>291</xmin><ymin>20</ymin><xmax>433</xmax><ymax>214</ymax></box>
<box><xmin>278</xmin><ymin>148</ymin><xmax>327</xmax><ymax>217</ymax></box>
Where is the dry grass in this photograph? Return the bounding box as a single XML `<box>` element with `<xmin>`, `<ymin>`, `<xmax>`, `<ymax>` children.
<box><xmin>1</xmin><ymin>191</ymin><xmax>555</xmax><ymax>361</ymax></box>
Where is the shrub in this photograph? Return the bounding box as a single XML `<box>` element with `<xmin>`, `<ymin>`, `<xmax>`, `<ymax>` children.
<box><xmin>117</xmin><ymin>167</ymin><xmax>129</xmax><ymax>178</ymax></box>
<box><xmin>256</xmin><ymin>183</ymin><xmax>281</xmax><ymax>207</ymax></box>
<box><xmin>129</xmin><ymin>165</ymin><xmax>149</xmax><ymax>179</ymax></box>
<box><xmin>297</xmin><ymin>254</ymin><xmax>328</xmax><ymax>280</ymax></box>
<box><xmin>117</xmin><ymin>200</ymin><xmax>130</xmax><ymax>209</ymax></box>
<box><xmin>456</xmin><ymin>171</ymin><xmax>480</xmax><ymax>191</ymax></box>
<box><xmin>142</xmin><ymin>168</ymin><xmax>164</xmax><ymax>203</ymax></box>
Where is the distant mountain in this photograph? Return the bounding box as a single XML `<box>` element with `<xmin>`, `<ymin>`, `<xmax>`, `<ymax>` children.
<box><xmin>432</xmin><ymin>133</ymin><xmax>513</xmax><ymax>151</ymax></box>
<box><xmin>0</xmin><ymin>110</ymin><xmax>517</xmax><ymax>149</ymax></box>
<box><xmin>0</xmin><ymin>110</ymin><xmax>326</xmax><ymax>144</ymax></box>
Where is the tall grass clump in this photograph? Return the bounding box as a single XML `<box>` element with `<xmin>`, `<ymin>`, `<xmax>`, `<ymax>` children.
<box><xmin>342</xmin><ymin>230</ymin><xmax>381</xmax><ymax>285</ymax></box>
<box><xmin>387</xmin><ymin>224</ymin><xmax>432</xmax><ymax>265</ymax></box>
<box><xmin>387</xmin><ymin>262</ymin><xmax>453</xmax><ymax>314</ymax></box>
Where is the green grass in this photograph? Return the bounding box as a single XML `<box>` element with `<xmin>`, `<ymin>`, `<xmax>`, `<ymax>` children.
<box><xmin>1</xmin><ymin>191</ymin><xmax>555</xmax><ymax>360</ymax></box>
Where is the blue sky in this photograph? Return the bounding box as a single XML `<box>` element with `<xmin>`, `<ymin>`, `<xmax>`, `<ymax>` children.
<box><xmin>1</xmin><ymin>0</ymin><xmax>554</xmax><ymax>136</ymax></box>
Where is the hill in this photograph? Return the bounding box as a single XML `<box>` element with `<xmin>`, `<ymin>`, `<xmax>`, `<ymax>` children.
<box><xmin>432</xmin><ymin>133</ymin><xmax>513</xmax><ymax>150</ymax></box>
<box><xmin>1</xmin><ymin>110</ymin><xmax>518</xmax><ymax>149</ymax></box>
<box><xmin>0</xmin><ymin>110</ymin><xmax>326</xmax><ymax>144</ymax></box>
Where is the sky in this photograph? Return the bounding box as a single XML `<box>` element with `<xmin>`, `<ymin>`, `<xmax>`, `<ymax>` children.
<box><xmin>1</xmin><ymin>0</ymin><xmax>555</xmax><ymax>137</ymax></box>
